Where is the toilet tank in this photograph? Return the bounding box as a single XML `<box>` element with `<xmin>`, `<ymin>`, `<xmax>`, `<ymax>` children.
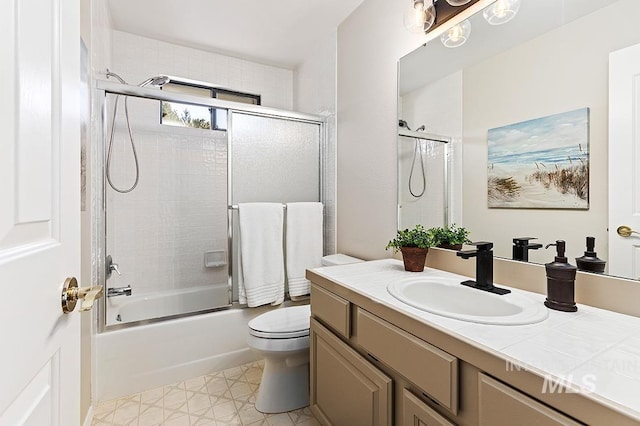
<box><xmin>321</xmin><ymin>254</ymin><xmax>364</xmax><ymax>266</ymax></box>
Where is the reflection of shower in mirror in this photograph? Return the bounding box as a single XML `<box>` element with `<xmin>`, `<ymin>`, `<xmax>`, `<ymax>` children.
<box><xmin>399</xmin><ymin>119</ymin><xmax>431</xmax><ymax>198</ymax></box>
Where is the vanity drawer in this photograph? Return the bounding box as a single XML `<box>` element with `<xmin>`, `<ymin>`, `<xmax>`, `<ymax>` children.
<box><xmin>356</xmin><ymin>307</ymin><xmax>458</xmax><ymax>413</ymax></box>
<box><xmin>402</xmin><ymin>388</ymin><xmax>456</xmax><ymax>426</ymax></box>
<box><xmin>311</xmin><ymin>284</ymin><xmax>351</xmax><ymax>338</ymax></box>
<box><xmin>478</xmin><ymin>373</ymin><xmax>582</xmax><ymax>425</ymax></box>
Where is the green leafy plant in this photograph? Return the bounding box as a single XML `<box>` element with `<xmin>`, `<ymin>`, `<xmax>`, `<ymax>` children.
<box><xmin>385</xmin><ymin>224</ymin><xmax>434</xmax><ymax>253</ymax></box>
<box><xmin>430</xmin><ymin>224</ymin><xmax>471</xmax><ymax>246</ymax></box>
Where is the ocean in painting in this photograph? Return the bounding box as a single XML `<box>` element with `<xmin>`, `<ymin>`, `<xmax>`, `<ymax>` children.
<box><xmin>487</xmin><ymin>108</ymin><xmax>589</xmax><ymax>209</ymax></box>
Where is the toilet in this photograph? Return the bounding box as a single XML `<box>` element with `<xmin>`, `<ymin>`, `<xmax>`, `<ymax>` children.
<box><xmin>247</xmin><ymin>253</ymin><xmax>363</xmax><ymax>413</ymax></box>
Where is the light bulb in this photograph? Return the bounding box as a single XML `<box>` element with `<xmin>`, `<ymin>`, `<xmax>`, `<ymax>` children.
<box><xmin>403</xmin><ymin>0</ymin><xmax>436</xmax><ymax>34</ymax></box>
<box><xmin>483</xmin><ymin>0</ymin><xmax>521</xmax><ymax>25</ymax></box>
<box><xmin>446</xmin><ymin>0</ymin><xmax>472</xmax><ymax>6</ymax></box>
<box><xmin>440</xmin><ymin>19</ymin><xmax>471</xmax><ymax>48</ymax></box>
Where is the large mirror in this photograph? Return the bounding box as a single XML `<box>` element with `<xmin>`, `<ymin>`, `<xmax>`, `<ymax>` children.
<box><xmin>398</xmin><ymin>0</ymin><xmax>640</xmax><ymax>280</ymax></box>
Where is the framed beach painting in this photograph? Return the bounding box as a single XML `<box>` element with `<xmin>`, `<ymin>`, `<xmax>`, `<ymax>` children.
<box><xmin>487</xmin><ymin>108</ymin><xmax>589</xmax><ymax>209</ymax></box>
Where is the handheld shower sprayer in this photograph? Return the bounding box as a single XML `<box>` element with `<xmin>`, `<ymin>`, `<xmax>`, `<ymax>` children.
<box><xmin>104</xmin><ymin>70</ymin><xmax>171</xmax><ymax>194</ymax></box>
<box><xmin>399</xmin><ymin>119</ymin><xmax>428</xmax><ymax>198</ymax></box>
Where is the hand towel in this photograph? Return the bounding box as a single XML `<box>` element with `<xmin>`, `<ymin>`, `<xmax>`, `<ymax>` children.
<box><xmin>285</xmin><ymin>202</ymin><xmax>324</xmax><ymax>297</ymax></box>
<box><xmin>238</xmin><ymin>203</ymin><xmax>285</xmax><ymax>307</ymax></box>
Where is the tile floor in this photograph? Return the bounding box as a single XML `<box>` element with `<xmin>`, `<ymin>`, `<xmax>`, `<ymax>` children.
<box><xmin>92</xmin><ymin>361</ymin><xmax>319</xmax><ymax>426</ymax></box>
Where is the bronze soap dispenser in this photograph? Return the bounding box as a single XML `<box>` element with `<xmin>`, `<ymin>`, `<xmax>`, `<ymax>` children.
<box><xmin>544</xmin><ymin>240</ymin><xmax>578</xmax><ymax>312</ymax></box>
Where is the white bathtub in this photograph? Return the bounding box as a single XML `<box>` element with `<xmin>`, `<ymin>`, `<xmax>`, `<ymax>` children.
<box><xmin>105</xmin><ymin>284</ymin><xmax>230</xmax><ymax>326</ymax></box>
<box><xmin>96</xmin><ymin>304</ymin><xmax>272</xmax><ymax>401</ymax></box>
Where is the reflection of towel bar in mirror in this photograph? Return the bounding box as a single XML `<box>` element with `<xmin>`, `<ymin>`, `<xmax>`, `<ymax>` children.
<box><xmin>398</xmin><ymin>129</ymin><xmax>450</xmax><ymax>143</ymax></box>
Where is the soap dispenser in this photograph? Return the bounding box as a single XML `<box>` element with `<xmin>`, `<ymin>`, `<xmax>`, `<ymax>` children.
<box><xmin>544</xmin><ymin>240</ymin><xmax>577</xmax><ymax>312</ymax></box>
<box><xmin>575</xmin><ymin>236</ymin><xmax>606</xmax><ymax>273</ymax></box>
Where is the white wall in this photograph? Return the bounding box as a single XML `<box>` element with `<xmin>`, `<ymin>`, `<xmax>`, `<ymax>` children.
<box><xmin>463</xmin><ymin>0</ymin><xmax>640</xmax><ymax>264</ymax></box>
<box><xmin>294</xmin><ymin>31</ymin><xmax>338</xmax><ymax>254</ymax></box>
<box><xmin>336</xmin><ymin>0</ymin><xmax>425</xmax><ymax>259</ymax></box>
<box><xmin>111</xmin><ymin>30</ymin><xmax>293</xmax><ymax>110</ymax></box>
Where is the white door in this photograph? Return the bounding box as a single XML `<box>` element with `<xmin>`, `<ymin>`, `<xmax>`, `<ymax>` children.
<box><xmin>609</xmin><ymin>43</ymin><xmax>640</xmax><ymax>280</ymax></box>
<box><xmin>0</xmin><ymin>0</ymin><xmax>82</xmax><ymax>425</ymax></box>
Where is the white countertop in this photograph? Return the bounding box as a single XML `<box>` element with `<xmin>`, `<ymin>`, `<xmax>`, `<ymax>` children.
<box><xmin>310</xmin><ymin>259</ymin><xmax>640</xmax><ymax>419</ymax></box>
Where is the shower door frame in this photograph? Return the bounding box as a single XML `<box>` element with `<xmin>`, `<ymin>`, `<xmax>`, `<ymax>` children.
<box><xmin>94</xmin><ymin>80</ymin><xmax>326</xmax><ymax>332</ymax></box>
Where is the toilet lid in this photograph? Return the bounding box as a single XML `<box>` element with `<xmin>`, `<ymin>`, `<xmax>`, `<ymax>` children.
<box><xmin>248</xmin><ymin>305</ymin><xmax>311</xmax><ymax>339</ymax></box>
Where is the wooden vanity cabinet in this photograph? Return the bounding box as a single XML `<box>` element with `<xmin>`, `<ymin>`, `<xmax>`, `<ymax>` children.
<box><xmin>310</xmin><ymin>318</ymin><xmax>392</xmax><ymax>426</ymax></box>
<box><xmin>309</xmin><ymin>281</ymin><xmax>589</xmax><ymax>426</ymax></box>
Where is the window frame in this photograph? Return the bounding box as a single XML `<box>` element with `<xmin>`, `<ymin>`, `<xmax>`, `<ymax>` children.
<box><xmin>160</xmin><ymin>79</ymin><xmax>261</xmax><ymax>130</ymax></box>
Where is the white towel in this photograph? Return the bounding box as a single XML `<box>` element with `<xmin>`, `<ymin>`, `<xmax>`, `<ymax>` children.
<box><xmin>285</xmin><ymin>202</ymin><xmax>324</xmax><ymax>297</ymax></box>
<box><xmin>238</xmin><ymin>203</ymin><xmax>285</xmax><ymax>307</ymax></box>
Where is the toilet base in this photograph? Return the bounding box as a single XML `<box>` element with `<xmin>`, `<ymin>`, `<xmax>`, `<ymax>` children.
<box><xmin>255</xmin><ymin>350</ymin><xmax>309</xmax><ymax>413</ymax></box>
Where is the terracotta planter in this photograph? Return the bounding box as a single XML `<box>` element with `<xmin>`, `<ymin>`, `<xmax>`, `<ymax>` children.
<box><xmin>437</xmin><ymin>243</ymin><xmax>463</xmax><ymax>251</ymax></box>
<box><xmin>400</xmin><ymin>247</ymin><xmax>429</xmax><ymax>272</ymax></box>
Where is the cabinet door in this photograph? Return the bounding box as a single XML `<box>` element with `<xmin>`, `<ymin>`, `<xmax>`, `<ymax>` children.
<box><xmin>403</xmin><ymin>389</ymin><xmax>456</xmax><ymax>426</ymax></box>
<box><xmin>310</xmin><ymin>317</ymin><xmax>392</xmax><ymax>426</ymax></box>
<box><xmin>478</xmin><ymin>374</ymin><xmax>582</xmax><ymax>425</ymax></box>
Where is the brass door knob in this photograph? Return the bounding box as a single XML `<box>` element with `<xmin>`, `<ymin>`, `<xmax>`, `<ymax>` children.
<box><xmin>617</xmin><ymin>225</ymin><xmax>639</xmax><ymax>238</ymax></box>
<box><xmin>61</xmin><ymin>277</ymin><xmax>104</xmax><ymax>314</ymax></box>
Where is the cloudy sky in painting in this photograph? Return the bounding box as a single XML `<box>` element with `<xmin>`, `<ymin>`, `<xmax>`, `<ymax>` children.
<box><xmin>487</xmin><ymin>108</ymin><xmax>589</xmax><ymax>164</ymax></box>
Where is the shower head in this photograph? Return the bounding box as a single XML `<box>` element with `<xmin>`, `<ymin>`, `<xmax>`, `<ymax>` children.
<box><xmin>138</xmin><ymin>75</ymin><xmax>171</xmax><ymax>88</ymax></box>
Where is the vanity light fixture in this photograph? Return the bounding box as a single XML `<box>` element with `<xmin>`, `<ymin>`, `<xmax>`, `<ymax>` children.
<box><xmin>403</xmin><ymin>0</ymin><xmax>436</xmax><ymax>34</ymax></box>
<box><xmin>445</xmin><ymin>0</ymin><xmax>472</xmax><ymax>6</ymax></box>
<box><xmin>483</xmin><ymin>0</ymin><xmax>521</xmax><ymax>25</ymax></box>
<box><xmin>440</xmin><ymin>19</ymin><xmax>471</xmax><ymax>48</ymax></box>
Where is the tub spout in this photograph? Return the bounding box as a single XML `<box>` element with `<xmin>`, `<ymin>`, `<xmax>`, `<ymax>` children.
<box><xmin>107</xmin><ymin>285</ymin><xmax>132</xmax><ymax>297</ymax></box>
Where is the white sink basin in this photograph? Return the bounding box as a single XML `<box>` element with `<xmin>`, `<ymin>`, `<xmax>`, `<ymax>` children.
<box><xmin>387</xmin><ymin>277</ymin><xmax>548</xmax><ymax>325</ymax></box>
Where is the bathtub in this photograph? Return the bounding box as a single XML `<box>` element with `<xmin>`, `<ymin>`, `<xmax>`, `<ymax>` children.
<box><xmin>105</xmin><ymin>284</ymin><xmax>230</xmax><ymax>326</ymax></box>
<box><xmin>96</xmin><ymin>304</ymin><xmax>272</xmax><ymax>401</ymax></box>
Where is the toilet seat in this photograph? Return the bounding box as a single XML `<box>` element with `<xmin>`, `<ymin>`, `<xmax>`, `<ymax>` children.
<box><xmin>248</xmin><ymin>305</ymin><xmax>311</xmax><ymax>339</ymax></box>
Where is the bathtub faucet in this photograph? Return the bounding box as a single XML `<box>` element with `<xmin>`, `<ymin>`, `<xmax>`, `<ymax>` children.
<box><xmin>107</xmin><ymin>285</ymin><xmax>132</xmax><ymax>297</ymax></box>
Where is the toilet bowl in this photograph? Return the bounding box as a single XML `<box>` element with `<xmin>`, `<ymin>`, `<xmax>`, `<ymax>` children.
<box><xmin>247</xmin><ymin>253</ymin><xmax>363</xmax><ymax>413</ymax></box>
<box><xmin>247</xmin><ymin>304</ymin><xmax>311</xmax><ymax>413</ymax></box>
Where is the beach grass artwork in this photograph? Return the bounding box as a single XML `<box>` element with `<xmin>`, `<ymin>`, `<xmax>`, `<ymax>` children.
<box><xmin>487</xmin><ymin>108</ymin><xmax>589</xmax><ymax>209</ymax></box>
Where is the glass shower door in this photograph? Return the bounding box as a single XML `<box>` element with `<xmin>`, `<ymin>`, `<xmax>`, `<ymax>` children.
<box><xmin>104</xmin><ymin>94</ymin><xmax>231</xmax><ymax>326</ymax></box>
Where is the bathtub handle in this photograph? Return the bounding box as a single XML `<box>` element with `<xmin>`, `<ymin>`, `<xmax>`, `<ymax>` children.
<box><xmin>61</xmin><ymin>277</ymin><xmax>104</xmax><ymax>314</ymax></box>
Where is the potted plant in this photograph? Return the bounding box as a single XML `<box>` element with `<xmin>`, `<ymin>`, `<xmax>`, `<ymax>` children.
<box><xmin>386</xmin><ymin>224</ymin><xmax>434</xmax><ymax>272</ymax></box>
<box><xmin>430</xmin><ymin>224</ymin><xmax>471</xmax><ymax>251</ymax></box>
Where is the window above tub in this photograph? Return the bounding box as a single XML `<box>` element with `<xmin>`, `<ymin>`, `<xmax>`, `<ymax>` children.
<box><xmin>161</xmin><ymin>80</ymin><xmax>261</xmax><ymax>131</ymax></box>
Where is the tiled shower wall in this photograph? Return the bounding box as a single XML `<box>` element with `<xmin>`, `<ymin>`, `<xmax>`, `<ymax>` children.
<box><xmin>111</xmin><ymin>30</ymin><xmax>294</xmax><ymax>110</ymax></box>
<box><xmin>106</xmin><ymin>97</ymin><xmax>228</xmax><ymax>296</ymax></box>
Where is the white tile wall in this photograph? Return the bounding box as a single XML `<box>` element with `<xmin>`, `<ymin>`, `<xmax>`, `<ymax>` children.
<box><xmin>106</xmin><ymin>95</ymin><xmax>228</xmax><ymax>297</ymax></box>
<box><xmin>111</xmin><ymin>30</ymin><xmax>294</xmax><ymax>110</ymax></box>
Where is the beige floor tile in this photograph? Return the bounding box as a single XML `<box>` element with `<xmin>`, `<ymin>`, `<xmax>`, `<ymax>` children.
<box><xmin>206</xmin><ymin>376</ymin><xmax>230</xmax><ymax>395</ymax></box>
<box><xmin>92</xmin><ymin>360</ymin><xmax>318</xmax><ymax>426</ymax></box>
<box><xmin>266</xmin><ymin>412</ymin><xmax>295</xmax><ymax>425</ymax></box>
<box><xmin>137</xmin><ymin>405</ymin><xmax>164</xmax><ymax>426</ymax></box>
<box><xmin>212</xmin><ymin>400</ymin><xmax>237</xmax><ymax>419</ymax></box>
<box><xmin>229</xmin><ymin>382</ymin><xmax>254</xmax><ymax>399</ymax></box>
<box><xmin>189</xmin><ymin>406</ymin><xmax>216</xmax><ymax>425</ymax></box>
<box><xmin>163</xmin><ymin>414</ymin><xmax>191</xmax><ymax>426</ymax></box>
<box><xmin>213</xmin><ymin>412</ymin><xmax>243</xmax><ymax>425</ymax></box>
<box><xmin>237</xmin><ymin>405</ymin><xmax>266</xmax><ymax>425</ymax></box>
<box><xmin>112</xmin><ymin>402</ymin><xmax>140</xmax><ymax>425</ymax></box>
<box><xmin>187</xmin><ymin>392</ymin><xmax>212</xmax><ymax>412</ymax></box>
